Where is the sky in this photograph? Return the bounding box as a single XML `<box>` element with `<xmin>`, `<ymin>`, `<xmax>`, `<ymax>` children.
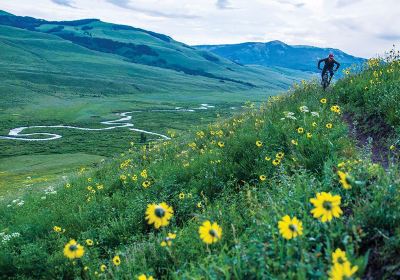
<box><xmin>1</xmin><ymin>0</ymin><xmax>400</xmax><ymax>58</ymax></box>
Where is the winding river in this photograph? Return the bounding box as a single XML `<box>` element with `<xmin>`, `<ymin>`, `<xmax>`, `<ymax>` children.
<box><xmin>0</xmin><ymin>105</ymin><xmax>214</xmax><ymax>142</ymax></box>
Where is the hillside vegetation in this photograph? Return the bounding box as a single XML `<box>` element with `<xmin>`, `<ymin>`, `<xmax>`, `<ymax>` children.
<box><xmin>1</xmin><ymin>51</ymin><xmax>399</xmax><ymax>279</ymax></box>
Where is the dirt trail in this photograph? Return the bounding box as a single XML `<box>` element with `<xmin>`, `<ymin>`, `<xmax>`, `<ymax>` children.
<box><xmin>343</xmin><ymin>113</ymin><xmax>394</xmax><ymax>167</ymax></box>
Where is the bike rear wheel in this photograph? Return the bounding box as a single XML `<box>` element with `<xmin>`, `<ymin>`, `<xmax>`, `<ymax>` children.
<box><xmin>321</xmin><ymin>72</ymin><xmax>330</xmax><ymax>90</ymax></box>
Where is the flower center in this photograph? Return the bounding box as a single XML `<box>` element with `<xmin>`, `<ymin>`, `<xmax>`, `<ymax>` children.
<box><xmin>337</xmin><ymin>257</ymin><xmax>345</xmax><ymax>264</ymax></box>
<box><xmin>289</xmin><ymin>224</ymin><xmax>298</xmax><ymax>232</ymax></box>
<box><xmin>209</xmin><ymin>229</ymin><xmax>219</xmax><ymax>238</ymax></box>
<box><xmin>155</xmin><ymin>207</ymin><xmax>165</xmax><ymax>218</ymax></box>
<box><xmin>323</xmin><ymin>201</ymin><xmax>332</xmax><ymax>211</ymax></box>
<box><xmin>69</xmin><ymin>244</ymin><xmax>77</xmax><ymax>252</ymax></box>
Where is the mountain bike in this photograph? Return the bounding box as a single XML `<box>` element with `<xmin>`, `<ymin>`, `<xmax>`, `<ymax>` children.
<box><xmin>321</xmin><ymin>70</ymin><xmax>336</xmax><ymax>90</ymax></box>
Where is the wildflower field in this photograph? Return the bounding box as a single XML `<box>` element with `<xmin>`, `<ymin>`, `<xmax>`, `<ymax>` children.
<box><xmin>1</xmin><ymin>50</ymin><xmax>400</xmax><ymax>279</ymax></box>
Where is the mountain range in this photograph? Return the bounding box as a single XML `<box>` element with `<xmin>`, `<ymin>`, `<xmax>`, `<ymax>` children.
<box><xmin>196</xmin><ymin>41</ymin><xmax>365</xmax><ymax>73</ymax></box>
<box><xmin>0</xmin><ymin>10</ymin><xmax>312</xmax><ymax>106</ymax></box>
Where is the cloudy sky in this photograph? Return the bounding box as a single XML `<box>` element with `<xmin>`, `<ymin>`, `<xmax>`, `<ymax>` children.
<box><xmin>1</xmin><ymin>0</ymin><xmax>399</xmax><ymax>58</ymax></box>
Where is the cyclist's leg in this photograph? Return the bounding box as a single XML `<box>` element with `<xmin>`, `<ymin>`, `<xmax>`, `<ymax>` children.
<box><xmin>328</xmin><ymin>69</ymin><xmax>334</xmax><ymax>82</ymax></box>
<box><xmin>321</xmin><ymin>69</ymin><xmax>327</xmax><ymax>83</ymax></box>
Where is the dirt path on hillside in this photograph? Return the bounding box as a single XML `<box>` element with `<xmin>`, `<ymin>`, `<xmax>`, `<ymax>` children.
<box><xmin>343</xmin><ymin>113</ymin><xmax>394</xmax><ymax>167</ymax></box>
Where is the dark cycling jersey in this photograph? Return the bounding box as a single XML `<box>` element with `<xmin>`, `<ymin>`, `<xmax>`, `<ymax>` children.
<box><xmin>318</xmin><ymin>58</ymin><xmax>340</xmax><ymax>71</ymax></box>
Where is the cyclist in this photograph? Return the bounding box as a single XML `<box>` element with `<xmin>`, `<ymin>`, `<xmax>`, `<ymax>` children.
<box><xmin>318</xmin><ymin>54</ymin><xmax>341</xmax><ymax>84</ymax></box>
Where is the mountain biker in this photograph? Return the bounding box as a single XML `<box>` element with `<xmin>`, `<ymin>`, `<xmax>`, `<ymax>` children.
<box><xmin>318</xmin><ymin>54</ymin><xmax>340</xmax><ymax>83</ymax></box>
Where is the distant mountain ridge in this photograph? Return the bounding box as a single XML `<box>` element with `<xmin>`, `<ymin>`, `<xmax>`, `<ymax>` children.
<box><xmin>0</xmin><ymin>10</ymin><xmax>312</xmax><ymax>90</ymax></box>
<box><xmin>195</xmin><ymin>41</ymin><xmax>365</xmax><ymax>73</ymax></box>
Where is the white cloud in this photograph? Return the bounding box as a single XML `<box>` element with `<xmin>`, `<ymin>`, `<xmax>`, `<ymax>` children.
<box><xmin>1</xmin><ymin>0</ymin><xmax>399</xmax><ymax>57</ymax></box>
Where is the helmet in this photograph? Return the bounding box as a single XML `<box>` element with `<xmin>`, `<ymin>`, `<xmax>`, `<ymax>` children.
<box><xmin>329</xmin><ymin>53</ymin><xmax>334</xmax><ymax>59</ymax></box>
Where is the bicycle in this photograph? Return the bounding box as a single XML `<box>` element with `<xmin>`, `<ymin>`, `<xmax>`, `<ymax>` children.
<box><xmin>320</xmin><ymin>69</ymin><xmax>336</xmax><ymax>90</ymax></box>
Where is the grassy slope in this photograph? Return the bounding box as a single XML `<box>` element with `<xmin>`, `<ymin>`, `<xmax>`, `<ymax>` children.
<box><xmin>0</xmin><ymin>24</ymin><xmax>309</xmax><ymax>193</ymax></box>
<box><xmin>0</xmin><ymin>54</ymin><xmax>399</xmax><ymax>279</ymax></box>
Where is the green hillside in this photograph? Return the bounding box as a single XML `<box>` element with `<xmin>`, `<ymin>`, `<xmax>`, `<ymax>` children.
<box><xmin>0</xmin><ymin>13</ymin><xmax>309</xmax><ymax>193</ymax></box>
<box><xmin>1</xmin><ymin>50</ymin><xmax>399</xmax><ymax>279</ymax></box>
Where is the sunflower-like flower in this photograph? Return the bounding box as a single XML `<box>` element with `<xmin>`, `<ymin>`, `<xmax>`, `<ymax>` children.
<box><xmin>328</xmin><ymin>262</ymin><xmax>358</xmax><ymax>280</ymax></box>
<box><xmin>326</xmin><ymin>123</ymin><xmax>333</xmax><ymax>129</ymax></box>
<box><xmin>145</xmin><ymin>202</ymin><xmax>174</xmax><ymax>229</ymax></box>
<box><xmin>63</xmin><ymin>239</ymin><xmax>85</xmax><ymax>260</ymax></box>
<box><xmin>307</xmin><ymin>132</ymin><xmax>312</xmax><ymax>139</ymax></box>
<box><xmin>337</xmin><ymin>171</ymin><xmax>352</xmax><ymax>189</ymax></box>
<box><xmin>276</xmin><ymin>152</ymin><xmax>285</xmax><ymax>159</ymax></box>
<box><xmin>320</xmin><ymin>98</ymin><xmax>327</xmax><ymax>104</ymax></box>
<box><xmin>330</xmin><ymin>105</ymin><xmax>341</xmax><ymax>114</ymax></box>
<box><xmin>53</xmin><ymin>226</ymin><xmax>62</xmax><ymax>233</ymax></box>
<box><xmin>100</xmin><ymin>264</ymin><xmax>107</xmax><ymax>272</ymax></box>
<box><xmin>312</xmin><ymin>122</ymin><xmax>317</xmax><ymax>127</ymax></box>
<box><xmin>332</xmin><ymin>248</ymin><xmax>348</xmax><ymax>265</ymax></box>
<box><xmin>256</xmin><ymin>140</ymin><xmax>263</xmax><ymax>147</ymax></box>
<box><xmin>140</xmin><ymin>169</ymin><xmax>148</xmax><ymax>179</ymax></box>
<box><xmin>138</xmin><ymin>274</ymin><xmax>154</xmax><ymax>280</ymax></box>
<box><xmin>278</xmin><ymin>215</ymin><xmax>303</xmax><ymax>240</ymax></box>
<box><xmin>217</xmin><ymin>141</ymin><xmax>225</xmax><ymax>148</ymax></box>
<box><xmin>85</xmin><ymin>239</ymin><xmax>94</xmax><ymax>246</ymax></box>
<box><xmin>199</xmin><ymin>220</ymin><xmax>222</xmax><ymax>244</ymax></box>
<box><xmin>272</xmin><ymin>159</ymin><xmax>281</xmax><ymax>166</ymax></box>
<box><xmin>113</xmin><ymin>255</ymin><xmax>121</xmax><ymax>266</ymax></box>
<box><xmin>297</xmin><ymin>127</ymin><xmax>304</xmax><ymax>134</ymax></box>
<box><xmin>142</xmin><ymin>181</ymin><xmax>151</xmax><ymax>188</ymax></box>
<box><xmin>259</xmin><ymin>175</ymin><xmax>267</xmax><ymax>181</ymax></box>
<box><xmin>310</xmin><ymin>192</ymin><xmax>343</xmax><ymax>222</ymax></box>
<box><xmin>179</xmin><ymin>192</ymin><xmax>185</xmax><ymax>199</ymax></box>
<box><xmin>291</xmin><ymin>139</ymin><xmax>298</xmax><ymax>146</ymax></box>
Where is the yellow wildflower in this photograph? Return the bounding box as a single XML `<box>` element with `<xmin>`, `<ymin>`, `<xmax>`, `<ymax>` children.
<box><xmin>142</xmin><ymin>181</ymin><xmax>151</xmax><ymax>188</ymax></box>
<box><xmin>199</xmin><ymin>220</ymin><xmax>222</xmax><ymax>244</ymax></box>
<box><xmin>332</xmin><ymin>248</ymin><xmax>348</xmax><ymax>265</ymax></box>
<box><xmin>310</xmin><ymin>192</ymin><xmax>343</xmax><ymax>222</ymax></box>
<box><xmin>63</xmin><ymin>239</ymin><xmax>85</xmax><ymax>260</ymax></box>
<box><xmin>145</xmin><ymin>202</ymin><xmax>174</xmax><ymax>229</ymax></box>
<box><xmin>278</xmin><ymin>215</ymin><xmax>303</xmax><ymax>240</ymax></box>
<box><xmin>138</xmin><ymin>274</ymin><xmax>154</xmax><ymax>280</ymax></box>
<box><xmin>272</xmin><ymin>159</ymin><xmax>281</xmax><ymax>166</ymax></box>
<box><xmin>113</xmin><ymin>255</ymin><xmax>121</xmax><ymax>266</ymax></box>
<box><xmin>329</xmin><ymin>262</ymin><xmax>358</xmax><ymax>280</ymax></box>
<box><xmin>337</xmin><ymin>171</ymin><xmax>352</xmax><ymax>189</ymax></box>
<box><xmin>85</xmin><ymin>239</ymin><xmax>94</xmax><ymax>246</ymax></box>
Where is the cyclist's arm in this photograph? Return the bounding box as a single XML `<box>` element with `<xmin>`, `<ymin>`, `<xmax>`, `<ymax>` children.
<box><xmin>334</xmin><ymin>60</ymin><xmax>341</xmax><ymax>70</ymax></box>
<box><xmin>317</xmin><ymin>59</ymin><xmax>325</xmax><ymax>70</ymax></box>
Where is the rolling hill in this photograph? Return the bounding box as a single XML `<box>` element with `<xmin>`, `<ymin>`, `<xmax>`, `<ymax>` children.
<box><xmin>0</xmin><ymin>10</ymin><xmax>310</xmax><ymax>102</ymax></box>
<box><xmin>195</xmin><ymin>40</ymin><xmax>365</xmax><ymax>73</ymax></box>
